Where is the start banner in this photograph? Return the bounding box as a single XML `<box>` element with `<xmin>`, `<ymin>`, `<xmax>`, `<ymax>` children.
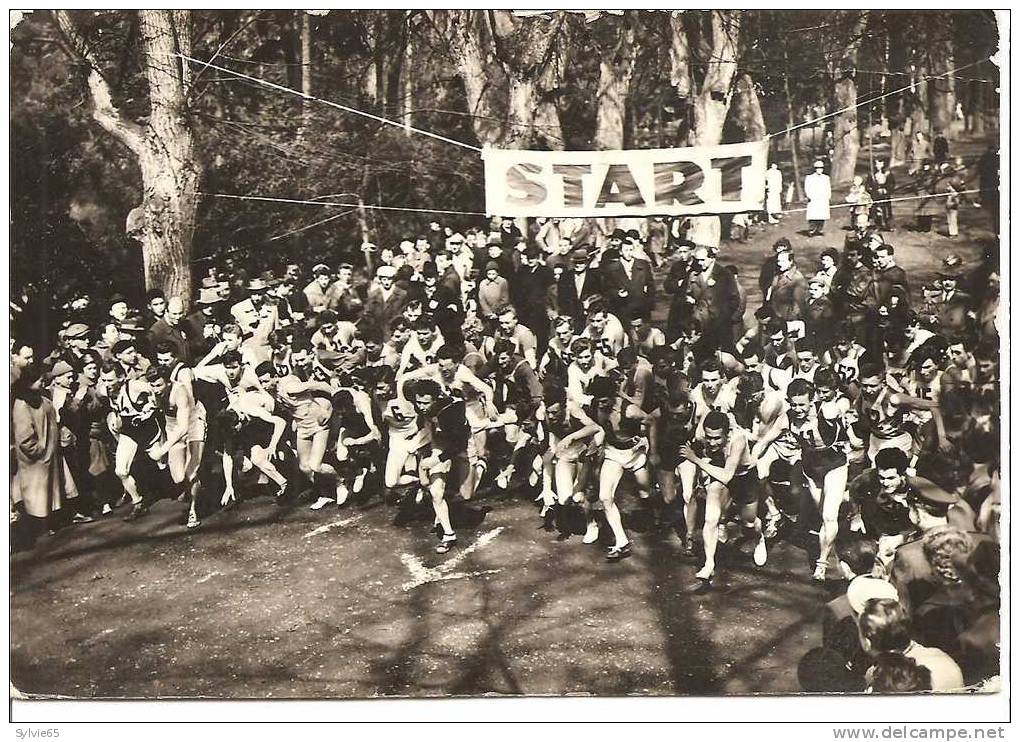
<box><xmin>482</xmin><ymin>140</ymin><xmax>768</xmax><ymax>218</ymax></box>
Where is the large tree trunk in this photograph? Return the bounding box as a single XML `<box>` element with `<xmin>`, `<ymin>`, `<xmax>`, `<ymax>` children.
<box><xmin>830</xmin><ymin>13</ymin><xmax>868</xmax><ymax>186</ymax></box>
<box><xmin>909</xmin><ymin>66</ymin><xmax>930</xmax><ymax>137</ymax></box>
<box><xmin>674</xmin><ymin>10</ymin><xmax>742</xmax><ymax>248</ymax></box>
<box><xmin>444</xmin><ymin>10</ymin><xmax>505</xmax><ymax>146</ymax></box>
<box><xmin>929</xmin><ymin>43</ymin><xmax>956</xmax><ymax>137</ymax></box>
<box><xmin>593</xmin><ymin>11</ymin><xmax>639</xmax><ymax>150</ymax></box>
<box><xmin>138</xmin><ymin>10</ymin><xmax>201</xmax><ymax>304</ymax></box>
<box><xmin>54</xmin><ymin>9</ymin><xmax>200</xmax><ymax>305</ymax></box>
<box><xmin>830</xmin><ymin>75</ymin><xmax>859</xmax><ymax>185</ymax></box>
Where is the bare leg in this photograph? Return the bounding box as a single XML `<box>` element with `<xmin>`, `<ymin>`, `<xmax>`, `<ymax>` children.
<box><xmin>598</xmin><ymin>460</ymin><xmax>628</xmax><ymax>548</ymax></box>
<box><xmin>698</xmin><ymin>481</ymin><xmax>730</xmax><ymax>580</ymax></box>
<box><xmin>818</xmin><ymin>465</ymin><xmax>848</xmax><ymax>573</ymax></box>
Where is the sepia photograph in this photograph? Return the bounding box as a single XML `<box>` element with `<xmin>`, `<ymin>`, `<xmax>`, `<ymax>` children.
<box><xmin>8</xmin><ymin>8</ymin><xmax>1005</xmax><ymax>713</ymax></box>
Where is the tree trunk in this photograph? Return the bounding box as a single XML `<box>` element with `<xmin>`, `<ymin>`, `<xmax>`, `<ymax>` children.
<box><xmin>782</xmin><ymin>36</ymin><xmax>804</xmax><ymax>201</ymax></box>
<box><xmin>446</xmin><ymin>10</ymin><xmax>505</xmax><ymax>146</ymax></box>
<box><xmin>300</xmin><ymin>11</ymin><xmax>312</xmax><ymax>134</ymax></box>
<box><xmin>909</xmin><ymin>67</ymin><xmax>930</xmax><ymax>137</ymax></box>
<box><xmin>930</xmin><ymin>52</ymin><xmax>956</xmax><ymax>138</ymax></box>
<box><xmin>593</xmin><ymin>11</ymin><xmax>638</xmax><ymax>150</ymax></box>
<box><xmin>403</xmin><ymin>23</ymin><xmax>413</xmax><ymax>136</ymax></box>
<box><xmin>676</xmin><ymin>10</ymin><xmax>742</xmax><ymax>248</ymax></box>
<box><xmin>726</xmin><ymin>73</ymin><xmax>766</xmax><ymax>143</ymax></box>
<box><xmin>830</xmin><ymin>76</ymin><xmax>859</xmax><ymax>185</ymax></box>
<box><xmin>137</xmin><ymin>10</ymin><xmax>200</xmax><ymax>304</ymax></box>
<box><xmin>830</xmin><ymin>12</ymin><xmax>868</xmax><ymax>186</ymax></box>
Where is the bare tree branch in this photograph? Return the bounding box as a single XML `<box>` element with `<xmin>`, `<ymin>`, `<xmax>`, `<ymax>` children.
<box><xmin>50</xmin><ymin>9</ymin><xmax>146</xmax><ymax>156</ymax></box>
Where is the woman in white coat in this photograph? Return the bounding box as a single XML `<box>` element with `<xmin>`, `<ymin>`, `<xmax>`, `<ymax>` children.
<box><xmin>804</xmin><ymin>160</ymin><xmax>832</xmax><ymax>236</ymax></box>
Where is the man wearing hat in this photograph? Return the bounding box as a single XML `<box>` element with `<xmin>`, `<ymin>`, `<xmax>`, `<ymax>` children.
<box><xmin>108</xmin><ymin>294</ymin><xmax>131</xmax><ymax>328</ymax></box>
<box><xmin>804</xmin><ymin>160</ymin><xmax>832</xmax><ymax>236</ymax></box>
<box><xmin>498</xmin><ymin>216</ymin><xmax>523</xmax><ymax>252</ymax></box>
<box><xmin>60</xmin><ymin>323</ymin><xmax>93</xmax><ymax>370</ymax></box>
<box><xmin>187</xmin><ymin>284</ymin><xmax>226</xmax><ymax>357</ymax></box>
<box><xmin>510</xmin><ymin>245</ymin><xmax>554</xmax><ymax>352</ymax></box>
<box><xmin>555</xmin><ymin>246</ymin><xmax>602</xmax><ymax>331</ymax></box>
<box><xmin>934</xmin><ymin>256</ymin><xmax>973</xmax><ymax>337</ymax></box>
<box><xmin>362</xmin><ymin>264</ymin><xmax>408</xmax><ymax>344</ymax></box>
<box><xmin>230</xmin><ymin>277</ymin><xmax>271</xmax><ymax>336</ymax></box>
<box><xmin>147</xmin><ymin>296</ymin><xmax>193</xmax><ymax>364</ymax></box>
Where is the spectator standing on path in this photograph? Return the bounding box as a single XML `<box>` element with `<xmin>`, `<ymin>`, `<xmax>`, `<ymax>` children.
<box><xmin>908</xmin><ymin>131</ymin><xmax>933</xmax><ymax>175</ymax></box>
<box><xmin>933</xmin><ymin>131</ymin><xmax>950</xmax><ymax>166</ymax></box>
<box><xmin>867</xmin><ymin>159</ymin><xmax>896</xmax><ymax>231</ymax></box>
<box><xmin>804</xmin><ymin>160</ymin><xmax>831</xmax><ymax>237</ymax></box>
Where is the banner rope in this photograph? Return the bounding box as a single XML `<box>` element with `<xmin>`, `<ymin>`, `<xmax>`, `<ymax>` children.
<box><xmin>199</xmin><ymin>192</ymin><xmax>487</xmax><ymax>216</ymax></box>
<box><xmin>776</xmin><ymin>188</ymin><xmax>983</xmax><ymax>215</ymax></box>
<box><xmin>177</xmin><ymin>53</ymin><xmax>484</xmax><ymax>154</ymax></box>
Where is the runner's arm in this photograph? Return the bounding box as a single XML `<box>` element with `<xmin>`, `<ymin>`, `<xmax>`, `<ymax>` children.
<box><xmin>682</xmin><ymin>433</ymin><xmax>746</xmax><ymax>485</ymax></box>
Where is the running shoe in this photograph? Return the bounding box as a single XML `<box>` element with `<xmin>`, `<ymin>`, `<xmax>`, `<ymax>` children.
<box><xmin>336</xmin><ymin>482</ymin><xmax>350</xmax><ymax>506</ymax></box>
<box><xmin>606</xmin><ymin>543</ymin><xmax>632</xmax><ymax>562</ymax></box>
<box><xmin>352</xmin><ymin>470</ymin><xmax>367</xmax><ymax>494</ymax></box>
<box><xmin>435</xmin><ymin>533</ymin><xmax>457</xmax><ymax>554</ymax></box>
<box><xmin>753</xmin><ymin>534</ymin><xmax>768</xmax><ymax>567</ymax></box>
<box><xmin>309</xmin><ymin>496</ymin><xmax>333</xmax><ymax>511</ymax></box>
<box><xmin>122</xmin><ymin>503</ymin><xmax>148</xmax><ymax>522</ymax></box>
<box><xmin>186</xmin><ymin>512</ymin><xmax>201</xmax><ymax>530</ymax></box>
<box><xmin>582</xmin><ymin>521</ymin><xmax>600</xmax><ymax>544</ymax></box>
<box><xmin>812</xmin><ymin>562</ymin><xmax>827</xmax><ymax>582</ymax></box>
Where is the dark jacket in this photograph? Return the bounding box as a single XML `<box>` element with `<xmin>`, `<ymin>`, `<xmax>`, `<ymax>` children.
<box><xmin>601</xmin><ymin>257</ymin><xmax>656</xmax><ymax>321</ymax></box>
<box><xmin>556</xmin><ymin>269</ymin><xmax>603</xmax><ymax>329</ymax></box>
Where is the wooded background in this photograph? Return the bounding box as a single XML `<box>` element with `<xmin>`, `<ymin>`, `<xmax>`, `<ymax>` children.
<box><xmin>11</xmin><ymin>10</ymin><xmax>999</xmax><ymax>306</ymax></box>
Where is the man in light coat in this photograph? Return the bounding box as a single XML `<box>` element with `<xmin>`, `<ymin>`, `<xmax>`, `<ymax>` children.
<box><xmin>804</xmin><ymin>160</ymin><xmax>832</xmax><ymax>236</ymax></box>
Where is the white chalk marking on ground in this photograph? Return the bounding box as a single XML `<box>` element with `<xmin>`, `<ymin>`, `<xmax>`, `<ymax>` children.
<box><xmin>196</xmin><ymin>571</ymin><xmax>221</xmax><ymax>584</ymax></box>
<box><xmin>400</xmin><ymin>526</ymin><xmax>506</xmax><ymax>590</ymax></box>
<box><xmin>303</xmin><ymin>515</ymin><xmax>362</xmax><ymax>539</ymax></box>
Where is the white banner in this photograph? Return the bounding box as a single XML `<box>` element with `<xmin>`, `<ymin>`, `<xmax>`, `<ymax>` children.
<box><xmin>482</xmin><ymin>140</ymin><xmax>769</xmax><ymax>218</ymax></box>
